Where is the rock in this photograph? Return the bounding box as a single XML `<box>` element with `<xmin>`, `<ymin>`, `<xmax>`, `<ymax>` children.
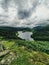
<box><xmin>0</xmin><ymin>52</ymin><xmax>16</xmax><ymax>65</ymax></box>
<box><xmin>0</xmin><ymin>44</ymin><xmax>10</xmax><ymax>57</ymax></box>
<box><xmin>0</xmin><ymin>44</ymin><xmax>5</xmax><ymax>52</ymax></box>
<box><xmin>1</xmin><ymin>59</ymin><xmax>5</xmax><ymax>64</ymax></box>
<box><xmin>0</xmin><ymin>50</ymin><xmax>10</xmax><ymax>57</ymax></box>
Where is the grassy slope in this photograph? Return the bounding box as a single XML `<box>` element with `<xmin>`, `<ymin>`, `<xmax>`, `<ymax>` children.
<box><xmin>0</xmin><ymin>39</ymin><xmax>49</xmax><ymax>65</ymax></box>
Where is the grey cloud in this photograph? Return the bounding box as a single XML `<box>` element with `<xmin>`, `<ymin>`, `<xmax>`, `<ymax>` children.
<box><xmin>1</xmin><ymin>0</ymin><xmax>9</xmax><ymax>12</ymax></box>
<box><xmin>18</xmin><ymin>10</ymin><xmax>31</xmax><ymax>19</ymax></box>
<box><xmin>18</xmin><ymin>0</ymin><xmax>39</xmax><ymax>19</ymax></box>
<box><xmin>0</xmin><ymin>0</ymin><xmax>49</xmax><ymax>28</ymax></box>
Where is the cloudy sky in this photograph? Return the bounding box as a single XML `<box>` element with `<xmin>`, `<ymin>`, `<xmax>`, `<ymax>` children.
<box><xmin>0</xmin><ymin>0</ymin><xmax>49</xmax><ymax>28</ymax></box>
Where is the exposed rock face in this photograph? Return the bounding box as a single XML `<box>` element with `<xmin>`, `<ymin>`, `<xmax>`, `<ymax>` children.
<box><xmin>0</xmin><ymin>44</ymin><xmax>16</xmax><ymax>65</ymax></box>
<box><xmin>0</xmin><ymin>50</ymin><xmax>9</xmax><ymax>57</ymax></box>
<box><xmin>0</xmin><ymin>52</ymin><xmax>16</xmax><ymax>65</ymax></box>
<box><xmin>0</xmin><ymin>44</ymin><xmax>5</xmax><ymax>51</ymax></box>
<box><xmin>0</xmin><ymin>44</ymin><xmax>9</xmax><ymax>57</ymax></box>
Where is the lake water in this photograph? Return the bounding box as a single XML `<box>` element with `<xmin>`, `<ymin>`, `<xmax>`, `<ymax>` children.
<box><xmin>18</xmin><ymin>31</ymin><xmax>33</xmax><ymax>41</ymax></box>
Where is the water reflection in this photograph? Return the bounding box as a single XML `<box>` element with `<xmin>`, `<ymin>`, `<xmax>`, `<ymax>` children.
<box><xmin>18</xmin><ymin>31</ymin><xmax>33</xmax><ymax>41</ymax></box>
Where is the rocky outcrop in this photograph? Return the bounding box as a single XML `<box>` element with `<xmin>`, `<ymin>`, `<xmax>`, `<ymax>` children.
<box><xmin>0</xmin><ymin>44</ymin><xmax>5</xmax><ymax>51</ymax></box>
<box><xmin>0</xmin><ymin>50</ymin><xmax>9</xmax><ymax>57</ymax></box>
<box><xmin>0</xmin><ymin>52</ymin><xmax>17</xmax><ymax>65</ymax></box>
<box><xmin>0</xmin><ymin>44</ymin><xmax>9</xmax><ymax>57</ymax></box>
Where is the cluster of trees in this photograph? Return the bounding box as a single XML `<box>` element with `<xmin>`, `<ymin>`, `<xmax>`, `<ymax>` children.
<box><xmin>0</xmin><ymin>29</ymin><xmax>18</xmax><ymax>39</ymax></box>
<box><xmin>31</xmin><ymin>25</ymin><xmax>49</xmax><ymax>41</ymax></box>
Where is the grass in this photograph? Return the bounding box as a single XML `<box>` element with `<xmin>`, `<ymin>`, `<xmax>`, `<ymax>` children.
<box><xmin>0</xmin><ymin>39</ymin><xmax>49</xmax><ymax>65</ymax></box>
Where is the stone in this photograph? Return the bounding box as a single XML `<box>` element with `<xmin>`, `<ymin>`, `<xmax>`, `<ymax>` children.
<box><xmin>0</xmin><ymin>44</ymin><xmax>5</xmax><ymax>52</ymax></box>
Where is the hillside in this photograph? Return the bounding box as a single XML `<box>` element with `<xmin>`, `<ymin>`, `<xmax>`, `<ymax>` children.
<box><xmin>0</xmin><ymin>26</ymin><xmax>31</xmax><ymax>31</ymax></box>
<box><xmin>0</xmin><ymin>26</ymin><xmax>49</xmax><ymax>65</ymax></box>
<box><xmin>0</xmin><ymin>38</ymin><xmax>49</xmax><ymax>65</ymax></box>
<box><xmin>32</xmin><ymin>25</ymin><xmax>49</xmax><ymax>41</ymax></box>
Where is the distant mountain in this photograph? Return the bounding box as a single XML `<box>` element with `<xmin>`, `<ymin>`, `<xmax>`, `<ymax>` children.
<box><xmin>33</xmin><ymin>26</ymin><xmax>44</xmax><ymax>31</ymax></box>
<box><xmin>33</xmin><ymin>25</ymin><xmax>49</xmax><ymax>31</ymax></box>
<box><xmin>0</xmin><ymin>26</ymin><xmax>31</xmax><ymax>32</ymax></box>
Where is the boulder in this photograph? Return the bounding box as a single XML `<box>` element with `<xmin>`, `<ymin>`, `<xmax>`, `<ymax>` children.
<box><xmin>0</xmin><ymin>44</ymin><xmax>5</xmax><ymax>52</ymax></box>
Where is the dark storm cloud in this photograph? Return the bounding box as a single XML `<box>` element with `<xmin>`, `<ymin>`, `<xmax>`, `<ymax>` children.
<box><xmin>18</xmin><ymin>10</ymin><xmax>31</xmax><ymax>19</ymax></box>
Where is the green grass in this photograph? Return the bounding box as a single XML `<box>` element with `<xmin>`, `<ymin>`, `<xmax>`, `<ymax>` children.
<box><xmin>0</xmin><ymin>39</ymin><xmax>49</xmax><ymax>65</ymax></box>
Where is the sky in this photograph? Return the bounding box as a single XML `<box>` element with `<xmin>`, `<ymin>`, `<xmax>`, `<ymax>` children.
<box><xmin>0</xmin><ymin>0</ymin><xmax>49</xmax><ymax>28</ymax></box>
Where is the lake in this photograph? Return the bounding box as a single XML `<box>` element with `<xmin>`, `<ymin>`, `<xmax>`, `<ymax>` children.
<box><xmin>18</xmin><ymin>31</ymin><xmax>33</xmax><ymax>41</ymax></box>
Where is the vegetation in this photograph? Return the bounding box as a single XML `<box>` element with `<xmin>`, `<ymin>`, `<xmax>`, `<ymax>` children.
<box><xmin>0</xmin><ymin>39</ymin><xmax>49</xmax><ymax>65</ymax></box>
<box><xmin>0</xmin><ymin>26</ymin><xmax>49</xmax><ymax>65</ymax></box>
<box><xmin>31</xmin><ymin>25</ymin><xmax>49</xmax><ymax>41</ymax></box>
<box><xmin>0</xmin><ymin>26</ymin><xmax>31</xmax><ymax>31</ymax></box>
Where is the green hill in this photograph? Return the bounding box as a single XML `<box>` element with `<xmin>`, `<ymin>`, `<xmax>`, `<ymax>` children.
<box><xmin>0</xmin><ymin>26</ymin><xmax>31</xmax><ymax>31</ymax></box>
<box><xmin>0</xmin><ymin>26</ymin><xmax>49</xmax><ymax>65</ymax></box>
<box><xmin>0</xmin><ymin>38</ymin><xmax>49</xmax><ymax>65</ymax></box>
<box><xmin>32</xmin><ymin>25</ymin><xmax>49</xmax><ymax>41</ymax></box>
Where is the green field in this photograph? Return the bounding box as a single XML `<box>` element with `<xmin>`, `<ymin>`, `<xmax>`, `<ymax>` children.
<box><xmin>0</xmin><ymin>38</ymin><xmax>49</xmax><ymax>65</ymax></box>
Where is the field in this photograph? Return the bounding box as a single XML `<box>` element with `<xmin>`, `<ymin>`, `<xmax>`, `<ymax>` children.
<box><xmin>0</xmin><ymin>38</ymin><xmax>49</xmax><ymax>65</ymax></box>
